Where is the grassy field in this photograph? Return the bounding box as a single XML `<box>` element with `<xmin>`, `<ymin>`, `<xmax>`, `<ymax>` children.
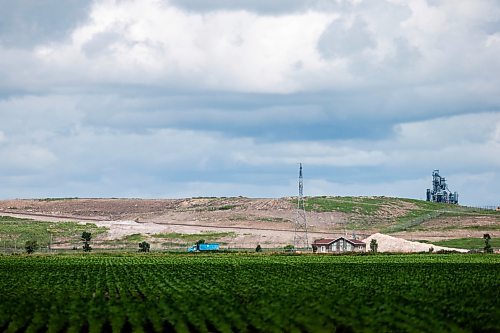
<box><xmin>0</xmin><ymin>216</ymin><xmax>107</xmax><ymax>249</ymax></box>
<box><xmin>0</xmin><ymin>253</ymin><xmax>498</xmax><ymax>332</ymax></box>
<box><xmin>96</xmin><ymin>231</ymin><xmax>237</xmax><ymax>250</ymax></box>
<box><xmin>0</xmin><ymin>214</ymin><xmax>239</xmax><ymax>251</ymax></box>
<box><xmin>304</xmin><ymin>196</ymin><xmax>385</xmax><ymax>214</ymax></box>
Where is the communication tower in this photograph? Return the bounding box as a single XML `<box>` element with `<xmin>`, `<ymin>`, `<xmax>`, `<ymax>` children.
<box><xmin>294</xmin><ymin>163</ymin><xmax>309</xmax><ymax>250</ymax></box>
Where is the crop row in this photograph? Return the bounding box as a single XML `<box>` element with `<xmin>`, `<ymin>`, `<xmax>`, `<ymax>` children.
<box><xmin>0</xmin><ymin>254</ymin><xmax>499</xmax><ymax>332</ymax></box>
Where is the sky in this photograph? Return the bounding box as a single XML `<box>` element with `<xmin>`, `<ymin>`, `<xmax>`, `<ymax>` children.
<box><xmin>0</xmin><ymin>0</ymin><xmax>499</xmax><ymax>206</ymax></box>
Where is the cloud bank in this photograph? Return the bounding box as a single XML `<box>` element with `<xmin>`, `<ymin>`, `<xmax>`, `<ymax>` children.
<box><xmin>0</xmin><ymin>0</ymin><xmax>499</xmax><ymax>205</ymax></box>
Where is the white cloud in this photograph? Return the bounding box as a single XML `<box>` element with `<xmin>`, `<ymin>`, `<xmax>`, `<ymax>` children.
<box><xmin>0</xmin><ymin>144</ymin><xmax>58</xmax><ymax>173</ymax></box>
<box><xmin>306</xmin><ymin>177</ymin><xmax>430</xmax><ymax>199</ymax></box>
<box><xmin>394</xmin><ymin>112</ymin><xmax>500</xmax><ymax>146</ymax></box>
<box><xmin>13</xmin><ymin>0</ymin><xmax>495</xmax><ymax>97</ymax></box>
<box><xmin>486</xmin><ymin>32</ymin><xmax>500</xmax><ymax>48</ymax></box>
<box><xmin>232</xmin><ymin>142</ymin><xmax>387</xmax><ymax>167</ymax></box>
<box><xmin>33</xmin><ymin>0</ymin><xmax>334</xmax><ymax>93</ymax></box>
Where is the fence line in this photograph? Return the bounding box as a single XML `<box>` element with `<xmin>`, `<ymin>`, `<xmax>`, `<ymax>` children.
<box><xmin>461</xmin><ymin>205</ymin><xmax>499</xmax><ymax>211</ymax></box>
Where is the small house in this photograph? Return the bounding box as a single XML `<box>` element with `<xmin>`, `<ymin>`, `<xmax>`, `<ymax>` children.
<box><xmin>312</xmin><ymin>237</ymin><xmax>366</xmax><ymax>253</ymax></box>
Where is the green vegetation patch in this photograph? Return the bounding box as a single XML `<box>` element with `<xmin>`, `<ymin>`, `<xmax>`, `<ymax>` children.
<box><xmin>386</xmin><ymin>208</ymin><xmax>500</xmax><ymax>233</ymax></box>
<box><xmin>400</xmin><ymin>198</ymin><xmax>451</xmax><ymax>210</ymax></box>
<box><xmin>120</xmin><ymin>233</ymin><xmax>145</xmax><ymax>242</ymax></box>
<box><xmin>35</xmin><ymin>197</ymin><xmax>80</xmax><ymax>202</ymax></box>
<box><xmin>304</xmin><ymin>196</ymin><xmax>381</xmax><ymax>214</ymax></box>
<box><xmin>384</xmin><ymin>210</ymin><xmax>445</xmax><ymax>233</ymax></box>
<box><xmin>432</xmin><ymin>237</ymin><xmax>500</xmax><ymax>250</ymax></box>
<box><xmin>152</xmin><ymin>231</ymin><xmax>236</xmax><ymax>242</ymax></box>
<box><xmin>457</xmin><ymin>224</ymin><xmax>500</xmax><ymax>230</ymax></box>
<box><xmin>400</xmin><ymin>198</ymin><xmax>500</xmax><ymax>216</ymax></box>
<box><xmin>430</xmin><ymin>224</ymin><xmax>500</xmax><ymax>231</ymax></box>
<box><xmin>0</xmin><ymin>254</ymin><xmax>498</xmax><ymax>332</ymax></box>
<box><xmin>207</xmin><ymin>205</ymin><xmax>237</xmax><ymax>211</ymax></box>
<box><xmin>257</xmin><ymin>217</ymin><xmax>290</xmax><ymax>223</ymax></box>
<box><xmin>0</xmin><ymin>216</ymin><xmax>107</xmax><ymax>248</ymax></box>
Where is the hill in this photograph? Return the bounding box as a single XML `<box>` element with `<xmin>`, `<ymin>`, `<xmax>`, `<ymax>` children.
<box><xmin>0</xmin><ymin>196</ymin><xmax>498</xmax><ymax>250</ymax></box>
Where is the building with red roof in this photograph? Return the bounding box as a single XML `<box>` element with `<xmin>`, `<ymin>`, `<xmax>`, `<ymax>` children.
<box><xmin>312</xmin><ymin>237</ymin><xmax>366</xmax><ymax>253</ymax></box>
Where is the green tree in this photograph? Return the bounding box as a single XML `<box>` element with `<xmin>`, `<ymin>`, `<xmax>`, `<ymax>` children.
<box><xmin>284</xmin><ymin>244</ymin><xmax>294</xmax><ymax>252</ymax></box>
<box><xmin>82</xmin><ymin>231</ymin><xmax>92</xmax><ymax>252</ymax></box>
<box><xmin>25</xmin><ymin>240</ymin><xmax>38</xmax><ymax>254</ymax></box>
<box><xmin>370</xmin><ymin>239</ymin><xmax>378</xmax><ymax>253</ymax></box>
<box><xmin>312</xmin><ymin>244</ymin><xmax>318</xmax><ymax>253</ymax></box>
<box><xmin>139</xmin><ymin>241</ymin><xmax>150</xmax><ymax>252</ymax></box>
<box><xmin>484</xmin><ymin>234</ymin><xmax>493</xmax><ymax>254</ymax></box>
<box><xmin>196</xmin><ymin>239</ymin><xmax>205</xmax><ymax>251</ymax></box>
<box><xmin>255</xmin><ymin>244</ymin><xmax>262</xmax><ymax>252</ymax></box>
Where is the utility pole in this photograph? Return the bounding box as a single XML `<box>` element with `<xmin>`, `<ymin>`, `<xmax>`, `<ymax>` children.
<box><xmin>293</xmin><ymin>163</ymin><xmax>309</xmax><ymax>250</ymax></box>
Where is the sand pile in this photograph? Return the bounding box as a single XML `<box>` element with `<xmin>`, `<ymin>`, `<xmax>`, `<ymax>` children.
<box><xmin>363</xmin><ymin>233</ymin><xmax>468</xmax><ymax>253</ymax></box>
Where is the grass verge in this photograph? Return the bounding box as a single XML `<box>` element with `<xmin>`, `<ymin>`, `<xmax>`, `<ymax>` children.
<box><xmin>431</xmin><ymin>237</ymin><xmax>500</xmax><ymax>250</ymax></box>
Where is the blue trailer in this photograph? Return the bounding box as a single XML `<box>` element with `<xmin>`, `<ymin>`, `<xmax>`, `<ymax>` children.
<box><xmin>188</xmin><ymin>243</ymin><xmax>220</xmax><ymax>252</ymax></box>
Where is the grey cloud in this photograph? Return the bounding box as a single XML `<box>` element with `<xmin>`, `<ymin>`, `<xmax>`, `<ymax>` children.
<box><xmin>0</xmin><ymin>0</ymin><xmax>91</xmax><ymax>48</ymax></box>
<box><xmin>0</xmin><ymin>144</ymin><xmax>57</xmax><ymax>174</ymax></box>
<box><xmin>73</xmin><ymin>91</ymin><xmax>403</xmax><ymax>141</ymax></box>
<box><xmin>0</xmin><ymin>95</ymin><xmax>498</xmax><ymax>205</ymax></box>
<box><xmin>362</xmin><ymin>0</ymin><xmax>411</xmax><ymax>27</ymax></box>
<box><xmin>481</xmin><ymin>20</ymin><xmax>500</xmax><ymax>34</ymax></box>
<box><xmin>317</xmin><ymin>17</ymin><xmax>375</xmax><ymax>59</ymax></box>
<box><xmin>426</xmin><ymin>0</ymin><xmax>442</xmax><ymax>7</ymax></box>
<box><xmin>0</xmin><ymin>95</ymin><xmax>81</xmax><ymax>137</ymax></box>
<box><xmin>4</xmin><ymin>85</ymin><xmax>489</xmax><ymax>144</ymax></box>
<box><xmin>166</xmin><ymin>0</ymin><xmax>351</xmax><ymax>15</ymax></box>
<box><xmin>383</xmin><ymin>38</ymin><xmax>421</xmax><ymax>69</ymax></box>
<box><xmin>82</xmin><ymin>32</ymin><xmax>125</xmax><ymax>58</ymax></box>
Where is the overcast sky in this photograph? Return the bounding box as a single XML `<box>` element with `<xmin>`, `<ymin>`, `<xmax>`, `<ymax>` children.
<box><xmin>0</xmin><ymin>0</ymin><xmax>499</xmax><ymax>206</ymax></box>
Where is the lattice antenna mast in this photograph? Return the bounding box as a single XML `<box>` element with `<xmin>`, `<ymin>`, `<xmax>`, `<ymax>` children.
<box><xmin>294</xmin><ymin>163</ymin><xmax>309</xmax><ymax>250</ymax></box>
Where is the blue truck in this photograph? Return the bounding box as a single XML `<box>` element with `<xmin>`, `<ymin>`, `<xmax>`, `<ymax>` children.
<box><xmin>187</xmin><ymin>243</ymin><xmax>220</xmax><ymax>252</ymax></box>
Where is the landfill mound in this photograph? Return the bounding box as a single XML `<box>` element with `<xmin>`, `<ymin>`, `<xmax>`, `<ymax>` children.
<box><xmin>363</xmin><ymin>233</ymin><xmax>468</xmax><ymax>253</ymax></box>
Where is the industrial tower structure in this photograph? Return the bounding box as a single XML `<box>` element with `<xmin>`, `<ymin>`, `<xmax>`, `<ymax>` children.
<box><xmin>426</xmin><ymin>169</ymin><xmax>459</xmax><ymax>204</ymax></box>
<box><xmin>294</xmin><ymin>163</ymin><xmax>309</xmax><ymax>250</ymax></box>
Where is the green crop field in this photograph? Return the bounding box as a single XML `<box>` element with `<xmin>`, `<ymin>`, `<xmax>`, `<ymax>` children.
<box><xmin>0</xmin><ymin>254</ymin><xmax>498</xmax><ymax>333</ymax></box>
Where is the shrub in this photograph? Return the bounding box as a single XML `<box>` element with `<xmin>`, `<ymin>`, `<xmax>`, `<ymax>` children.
<box><xmin>139</xmin><ymin>241</ymin><xmax>150</xmax><ymax>252</ymax></box>
<box><xmin>370</xmin><ymin>239</ymin><xmax>378</xmax><ymax>253</ymax></box>
<box><xmin>484</xmin><ymin>234</ymin><xmax>493</xmax><ymax>254</ymax></box>
<box><xmin>82</xmin><ymin>231</ymin><xmax>92</xmax><ymax>252</ymax></box>
<box><xmin>196</xmin><ymin>239</ymin><xmax>205</xmax><ymax>251</ymax></box>
<box><xmin>25</xmin><ymin>240</ymin><xmax>38</xmax><ymax>254</ymax></box>
<box><xmin>255</xmin><ymin>244</ymin><xmax>262</xmax><ymax>252</ymax></box>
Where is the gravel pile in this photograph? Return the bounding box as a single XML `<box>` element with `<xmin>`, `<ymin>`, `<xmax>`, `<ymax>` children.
<box><xmin>362</xmin><ymin>233</ymin><xmax>468</xmax><ymax>253</ymax></box>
